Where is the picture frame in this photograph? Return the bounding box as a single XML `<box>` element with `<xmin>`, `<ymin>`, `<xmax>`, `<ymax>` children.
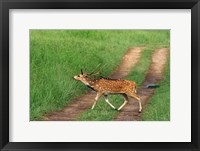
<box><xmin>0</xmin><ymin>0</ymin><xmax>199</xmax><ymax>151</ymax></box>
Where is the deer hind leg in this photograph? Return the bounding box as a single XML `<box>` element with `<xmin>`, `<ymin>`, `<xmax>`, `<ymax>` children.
<box><xmin>127</xmin><ymin>91</ymin><xmax>142</xmax><ymax>112</ymax></box>
<box><xmin>134</xmin><ymin>86</ymin><xmax>137</xmax><ymax>93</ymax></box>
<box><xmin>118</xmin><ymin>94</ymin><xmax>128</xmax><ymax>111</ymax></box>
<box><xmin>104</xmin><ymin>95</ymin><xmax>116</xmax><ymax>110</ymax></box>
<box><xmin>91</xmin><ymin>92</ymin><xmax>102</xmax><ymax>109</ymax></box>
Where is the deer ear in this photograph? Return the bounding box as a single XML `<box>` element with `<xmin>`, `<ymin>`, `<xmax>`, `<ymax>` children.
<box><xmin>83</xmin><ymin>72</ymin><xmax>87</xmax><ymax>77</ymax></box>
<box><xmin>81</xmin><ymin>69</ymin><xmax>83</xmax><ymax>74</ymax></box>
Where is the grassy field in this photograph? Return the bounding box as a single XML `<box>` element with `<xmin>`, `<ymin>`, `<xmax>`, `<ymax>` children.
<box><xmin>30</xmin><ymin>30</ymin><xmax>170</xmax><ymax>121</ymax></box>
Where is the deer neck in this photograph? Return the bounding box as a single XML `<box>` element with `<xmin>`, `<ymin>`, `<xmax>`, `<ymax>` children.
<box><xmin>83</xmin><ymin>77</ymin><xmax>96</xmax><ymax>86</ymax></box>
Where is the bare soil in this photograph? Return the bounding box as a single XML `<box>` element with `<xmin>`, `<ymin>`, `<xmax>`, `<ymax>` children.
<box><xmin>43</xmin><ymin>47</ymin><xmax>144</xmax><ymax>121</ymax></box>
<box><xmin>113</xmin><ymin>48</ymin><xmax>169</xmax><ymax>121</ymax></box>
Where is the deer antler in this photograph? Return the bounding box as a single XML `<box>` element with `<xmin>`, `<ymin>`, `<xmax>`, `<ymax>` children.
<box><xmin>87</xmin><ymin>64</ymin><xmax>101</xmax><ymax>75</ymax></box>
<box><xmin>88</xmin><ymin>64</ymin><xmax>106</xmax><ymax>76</ymax></box>
<box><xmin>80</xmin><ymin>69</ymin><xmax>87</xmax><ymax>76</ymax></box>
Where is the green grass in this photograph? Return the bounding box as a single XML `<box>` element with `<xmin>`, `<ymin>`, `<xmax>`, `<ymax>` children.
<box><xmin>30</xmin><ymin>30</ymin><xmax>170</xmax><ymax>121</ymax></box>
<box><xmin>141</xmin><ymin>56</ymin><xmax>170</xmax><ymax>121</ymax></box>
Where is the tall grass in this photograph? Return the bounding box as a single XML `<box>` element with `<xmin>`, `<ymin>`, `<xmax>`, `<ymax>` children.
<box><xmin>30</xmin><ymin>30</ymin><xmax>170</xmax><ymax>120</ymax></box>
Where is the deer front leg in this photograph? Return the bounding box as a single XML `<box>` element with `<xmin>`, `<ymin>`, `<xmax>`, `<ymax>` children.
<box><xmin>104</xmin><ymin>95</ymin><xmax>116</xmax><ymax>110</ymax></box>
<box><xmin>91</xmin><ymin>92</ymin><xmax>102</xmax><ymax>109</ymax></box>
<box><xmin>118</xmin><ymin>94</ymin><xmax>128</xmax><ymax>111</ymax></box>
<box><xmin>127</xmin><ymin>92</ymin><xmax>142</xmax><ymax>112</ymax></box>
<box><xmin>132</xmin><ymin>94</ymin><xmax>142</xmax><ymax>112</ymax></box>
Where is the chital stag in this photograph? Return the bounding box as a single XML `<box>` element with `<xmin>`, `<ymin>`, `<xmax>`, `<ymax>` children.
<box><xmin>73</xmin><ymin>69</ymin><xmax>142</xmax><ymax>112</ymax></box>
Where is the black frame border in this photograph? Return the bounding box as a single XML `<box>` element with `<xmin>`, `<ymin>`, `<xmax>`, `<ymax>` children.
<box><xmin>0</xmin><ymin>0</ymin><xmax>199</xmax><ymax>151</ymax></box>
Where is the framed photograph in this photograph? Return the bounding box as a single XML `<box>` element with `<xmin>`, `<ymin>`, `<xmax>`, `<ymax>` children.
<box><xmin>0</xmin><ymin>0</ymin><xmax>199</xmax><ymax>150</ymax></box>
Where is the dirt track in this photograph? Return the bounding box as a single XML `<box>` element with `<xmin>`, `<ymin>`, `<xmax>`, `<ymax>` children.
<box><xmin>43</xmin><ymin>47</ymin><xmax>144</xmax><ymax>121</ymax></box>
<box><xmin>114</xmin><ymin>48</ymin><xmax>169</xmax><ymax>121</ymax></box>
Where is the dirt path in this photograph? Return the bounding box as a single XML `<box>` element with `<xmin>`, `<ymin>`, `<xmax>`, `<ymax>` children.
<box><xmin>113</xmin><ymin>48</ymin><xmax>169</xmax><ymax>121</ymax></box>
<box><xmin>43</xmin><ymin>47</ymin><xmax>144</xmax><ymax>121</ymax></box>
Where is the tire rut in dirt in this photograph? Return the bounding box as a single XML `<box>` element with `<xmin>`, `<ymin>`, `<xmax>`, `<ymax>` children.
<box><xmin>113</xmin><ymin>48</ymin><xmax>169</xmax><ymax>121</ymax></box>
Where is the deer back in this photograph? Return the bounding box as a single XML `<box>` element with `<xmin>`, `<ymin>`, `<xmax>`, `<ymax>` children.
<box><xmin>90</xmin><ymin>78</ymin><xmax>136</xmax><ymax>93</ymax></box>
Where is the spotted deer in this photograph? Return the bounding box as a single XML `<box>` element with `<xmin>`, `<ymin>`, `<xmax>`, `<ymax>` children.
<box><xmin>73</xmin><ymin>69</ymin><xmax>142</xmax><ymax>112</ymax></box>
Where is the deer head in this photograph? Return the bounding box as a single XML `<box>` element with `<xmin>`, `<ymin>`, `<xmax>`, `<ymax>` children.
<box><xmin>73</xmin><ymin>66</ymin><xmax>104</xmax><ymax>80</ymax></box>
<box><xmin>73</xmin><ymin>69</ymin><xmax>87</xmax><ymax>80</ymax></box>
<box><xmin>73</xmin><ymin>68</ymin><xmax>101</xmax><ymax>85</ymax></box>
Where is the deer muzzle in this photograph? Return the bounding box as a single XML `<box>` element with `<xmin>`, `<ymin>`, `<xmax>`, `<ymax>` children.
<box><xmin>73</xmin><ymin>75</ymin><xmax>79</xmax><ymax>80</ymax></box>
